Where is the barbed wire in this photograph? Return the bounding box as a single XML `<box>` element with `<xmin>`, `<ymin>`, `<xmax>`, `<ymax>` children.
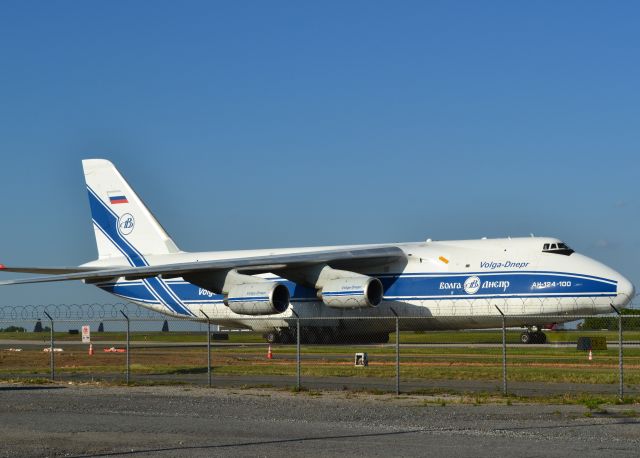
<box><xmin>0</xmin><ymin>302</ymin><xmax>162</xmax><ymax>321</ymax></box>
<box><xmin>0</xmin><ymin>294</ymin><xmax>634</xmax><ymax>322</ymax></box>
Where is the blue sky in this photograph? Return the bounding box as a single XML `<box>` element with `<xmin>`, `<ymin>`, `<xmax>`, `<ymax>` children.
<box><xmin>0</xmin><ymin>1</ymin><xmax>638</xmax><ymax>306</ymax></box>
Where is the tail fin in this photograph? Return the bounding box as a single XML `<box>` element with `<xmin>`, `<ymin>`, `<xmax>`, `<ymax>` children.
<box><xmin>82</xmin><ymin>159</ymin><xmax>180</xmax><ymax>262</ymax></box>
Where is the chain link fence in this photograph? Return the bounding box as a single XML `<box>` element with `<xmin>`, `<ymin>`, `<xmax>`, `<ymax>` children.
<box><xmin>0</xmin><ymin>302</ymin><xmax>638</xmax><ymax>399</ymax></box>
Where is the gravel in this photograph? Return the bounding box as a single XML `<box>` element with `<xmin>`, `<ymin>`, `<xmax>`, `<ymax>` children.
<box><xmin>0</xmin><ymin>383</ymin><xmax>639</xmax><ymax>457</ymax></box>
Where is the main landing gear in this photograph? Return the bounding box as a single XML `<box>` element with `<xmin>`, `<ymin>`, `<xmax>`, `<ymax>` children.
<box><xmin>265</xmin><ymin>329</ymin><xmax>294</xmax><ymax>344</ymax></box>
<box><xmin>520</xmin><ymin>329</ymin><xmax>547</xmax><ymax>344</ymax></box>
<box><xmin>264</xmin><ymin>328</ymin><xmax>390</xmax><ymax>345</ymax></box>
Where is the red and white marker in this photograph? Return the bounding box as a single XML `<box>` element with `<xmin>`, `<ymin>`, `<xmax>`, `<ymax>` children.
<box><xmin>267</xmin><ymin>344</ymin><xmax>273</xmax><ymax>359</ymax></box>
<box><xmin>89</xmin><ymin>343</ymin><xmax>94</xmax><ymax>356</ymax></box>
<box><xmin>588</xmin><ymin>349</ymin><xmax>593</xmax><ymax>361</ymax></box>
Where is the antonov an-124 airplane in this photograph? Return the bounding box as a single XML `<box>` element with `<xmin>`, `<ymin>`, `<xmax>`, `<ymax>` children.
<box><xmin>0</xmin><ymin>159</ymin><xmax>635</xmax><ymax>344</ymax></box>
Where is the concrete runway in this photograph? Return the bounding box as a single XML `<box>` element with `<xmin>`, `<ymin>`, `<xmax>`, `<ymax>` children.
<box><xmin>0</xmin><ymin>383</ymin><xmax>639</xmax><ymax>457</ymax></box>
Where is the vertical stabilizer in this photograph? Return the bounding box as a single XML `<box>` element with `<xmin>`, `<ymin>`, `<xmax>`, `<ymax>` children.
<box><xmin>82</xmin><ymin>159</ymin><xmax>180</xmax><ymax>262</ymax></box>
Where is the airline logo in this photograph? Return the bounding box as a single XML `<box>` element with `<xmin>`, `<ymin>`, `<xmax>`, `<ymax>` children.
<box><xmin>118</xmin><ymin>213</ymin><xmax>135</xmax><ymax>236</ymax></box>
<box><xmin>463</xmin><ymin>276</ymin><xmax>481</xmax><ymax>294</ymax></box>
<box><xmin>108</xmin><ymin>192</ymin><xmax>129</xmax><ymax>205</ymax></box>
<box><xmin>439</xmin><ymin>276</ymin><xmax>511</xmax><ymax>294</ymax></box>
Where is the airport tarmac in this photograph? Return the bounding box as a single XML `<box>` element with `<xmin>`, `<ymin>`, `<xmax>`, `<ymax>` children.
<box><xmin>0</xmin><ymin>383</ymin><xmax>639</xmax><ymax>457</ymax></box>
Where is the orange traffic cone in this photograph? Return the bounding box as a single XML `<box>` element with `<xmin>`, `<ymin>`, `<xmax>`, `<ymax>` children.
<box><xmin>267</xmin><ymin>344</ymin><xmax>273</xmax><ymax>359</ymax></box>
<box><xmin>89</xmin><ymin>343</ymin><xmax>94</xmax><ymax>356</ymax></box>
<box><xmin>588</xmin><ymin>349</ymin><xmax>593</xmax><ymax>361</ymax></box>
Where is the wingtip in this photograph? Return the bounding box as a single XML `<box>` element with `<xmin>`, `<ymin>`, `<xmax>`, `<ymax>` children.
<box><xmin>0</xmin><ymin>264</ymin><xmax>5</xmax><ymax>270</ymax></box>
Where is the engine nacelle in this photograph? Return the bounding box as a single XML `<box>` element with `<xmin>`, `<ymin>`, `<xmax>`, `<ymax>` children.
<box><xmin>319</xmin><ymin>276</ymin><xmax>383</xmax><ymax>309</ymax></box>
<box><xmin>225</xmin><ymin>281</ymin><xmax>290</xmax><ymax>315</ymax></box>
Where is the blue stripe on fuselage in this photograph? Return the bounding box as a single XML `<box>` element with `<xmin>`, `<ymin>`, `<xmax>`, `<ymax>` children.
<box><xmin>99</xmin><ymin>271</ymin><xmax>617</xmax><ymax>307</ymax></box>
<box><xmin>379</xmin><ymin>272</ymin><xmax>616</xmax><ymax>298</ymax></box>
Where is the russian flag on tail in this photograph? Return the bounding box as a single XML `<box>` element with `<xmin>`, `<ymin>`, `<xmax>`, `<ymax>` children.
<box><xmin>108</xmin><ymin>192</ymin><xmax>128</xmax><ymax>205</ymax></box>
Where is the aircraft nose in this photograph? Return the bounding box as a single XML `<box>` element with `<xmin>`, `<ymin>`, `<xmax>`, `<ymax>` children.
<box><xmin>616</xmin><ymin>274</ymin><xmax>635</xmax><ymax>307</ymax></box>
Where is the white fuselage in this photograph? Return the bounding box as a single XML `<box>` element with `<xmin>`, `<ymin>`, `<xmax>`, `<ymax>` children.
<box><xmin>88</xmin><ymin>236</ymin><xmax>635</xmax><ymax>333</ymax></box>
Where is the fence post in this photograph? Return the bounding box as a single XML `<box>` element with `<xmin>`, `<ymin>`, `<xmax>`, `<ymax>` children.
<box><xmin>611</xmin><ymin>305</ymin><xmax>623</xmax><ymax>401</ymax></box>
<box><xmin>291</xmin><ymin>311</ymin><xmax>301</xmax><ymax>391</ymax></box>
<box><xmin>120</xmin><ymin>311</ymin><xmax>130</xmax><ymax>385</ymax></box>
<box><xmin>390</xmin><ymin>308</ymin><xmax>400</xmax><ymax>395</ymax></box>
<box><xmin>202</xmin><ymin>311</ymin><xmax>212</xmax><ymax>387</ymax></box>
<box><xmin>494</xmin><ymin>306</ymin><xmax>507</xmax><ymax>396</ymax></box>
<box><xmin>43</xmin><ymin>311</ymin><xmax>54</xmax><ymax>381</ymax></box>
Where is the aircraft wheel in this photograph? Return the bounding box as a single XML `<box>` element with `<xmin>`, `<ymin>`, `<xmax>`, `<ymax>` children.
<box><xmin>279</xmin><ymin>330</ymin><xmax>293</xmax><ymax>344</ymax></box>
<box><xmin>319</xmin><ymin>328</ymin><xmax>334</xmax><ymax>345</ymax></box>
<box><xmin>520</xmin><ymin>332</ymin><xmax>532</xmax><ymax>344</ymax></box>
<box><xmin>304</xmin><ymin>328</ymin><xmax>320</xmax><ymax>345</ymax></box>
<box><xmin>376</xmin><ymin>333</ymin><xmax>390</xmax><ymax>344</ymax></box>
<box><xmin>534</xmin><ymin>331</ymin><xmax>547</xmax><ymax>344</ymax></box>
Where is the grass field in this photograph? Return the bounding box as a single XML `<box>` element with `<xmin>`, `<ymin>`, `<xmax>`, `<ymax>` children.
<box><xmin>2</xmin><ymin>330</ymin><xmax>639</xmax><ymax>387</ymax></box>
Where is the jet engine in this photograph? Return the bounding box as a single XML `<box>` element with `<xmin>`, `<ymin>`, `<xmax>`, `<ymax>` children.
<box><xmin>184</xmin><ymin>269</ymin><xmax>291</xmax><ymax>316</ymax></box>
<box><xmin>225</xmin><ymin>279</ymin><xmax>290</xmax><ymax>315</ymax></box>
<box><xmin>318</xmin><ymin>274</ymin><xmax>383</xmax><ymax>309</ymax></box>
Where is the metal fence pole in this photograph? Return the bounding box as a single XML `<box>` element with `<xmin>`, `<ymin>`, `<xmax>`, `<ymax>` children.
<box><xmin>291</xmin><ymin>311</ymin><xmax>301</xmax><ymax>391</ymax></box>
<box><xmin>494</xmin><ymin>306</ymin><xmax>507</xmax><ymax>396</ymax></box>
<box><xmin>120</xmin><ymin>311</ymin><xmax>130</xmax><ymax>385</ymax></box>
<box><xmin>619</xmin><ymin>312</ymin><xmax>624</xmax><ymax>401</ymax></box>
<box><xmin>391</xmin><ymin>309</ymin><xmax>400</xmax><ymax>395</ymax></box>
<box><xmin>202</xmin><ymin>311</ymin><xmax>212</xmax><ymax>387</ymax></box>
<box><xmin>611</xmin><ymin>305</ymin><xmax>623</xmax><ymax>401</ymax></box>
<box><xmin>44</xmin><ymin>312</ymin><xmax>54</xmax><ymax>381</ymax></box>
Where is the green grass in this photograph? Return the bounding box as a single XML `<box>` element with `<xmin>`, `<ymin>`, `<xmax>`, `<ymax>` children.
<box><xmin>391</xmin><ymin>330</ymin><xmax>640</xmax><ymax>344</ymax></box>
<box><xmin>10</xmin><ymin>359</ymin><xmax>629</xmax><ymax>385</ymax></box>
<box><xmin>0</xmin><ymin>331</ymin><xmax>209</xmax><ymax>342</ymax></box>
<box><xmin>3</xmin><ymin>329</ymin><xmax>640</xmax><ymax>387</ymax></box>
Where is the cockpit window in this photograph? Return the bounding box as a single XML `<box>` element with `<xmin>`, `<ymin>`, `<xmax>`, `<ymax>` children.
<box><xmin>542</xmin><ymin>242</ymin><xmax>574</xmax><ymax>256</ymax></box>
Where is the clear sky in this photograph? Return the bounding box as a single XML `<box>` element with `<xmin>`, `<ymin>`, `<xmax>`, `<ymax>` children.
<box><xmin>0</xmin><ymin>1</ymin><xmax>638</xmax><ymax>307</ymax></box>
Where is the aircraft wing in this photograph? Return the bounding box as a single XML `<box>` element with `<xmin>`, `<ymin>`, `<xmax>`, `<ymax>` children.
<box><xmin>0</xmin><ymin>266</ymin><xmax>106</xmax><ymax>275</ymax></box>
<box><xmin>0</xmin><ymin>246</ymin><xmax>405</xmax><ymax>286</ymax></box>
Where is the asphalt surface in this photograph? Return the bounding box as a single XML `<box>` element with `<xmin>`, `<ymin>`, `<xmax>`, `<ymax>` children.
<box><xmin>6</xmin><ymin>371</ymin><xmax>640</xmax><ymax>398</ymax></box>
<box><xmin>3</xmin><ymin>339</ymin><xmax>639</xmax><ymax>348</ymax></box>
<box><xmin>0</xmin><ymin>383</ymin><xmax>639</xmax><ymax>457</ymax></box>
